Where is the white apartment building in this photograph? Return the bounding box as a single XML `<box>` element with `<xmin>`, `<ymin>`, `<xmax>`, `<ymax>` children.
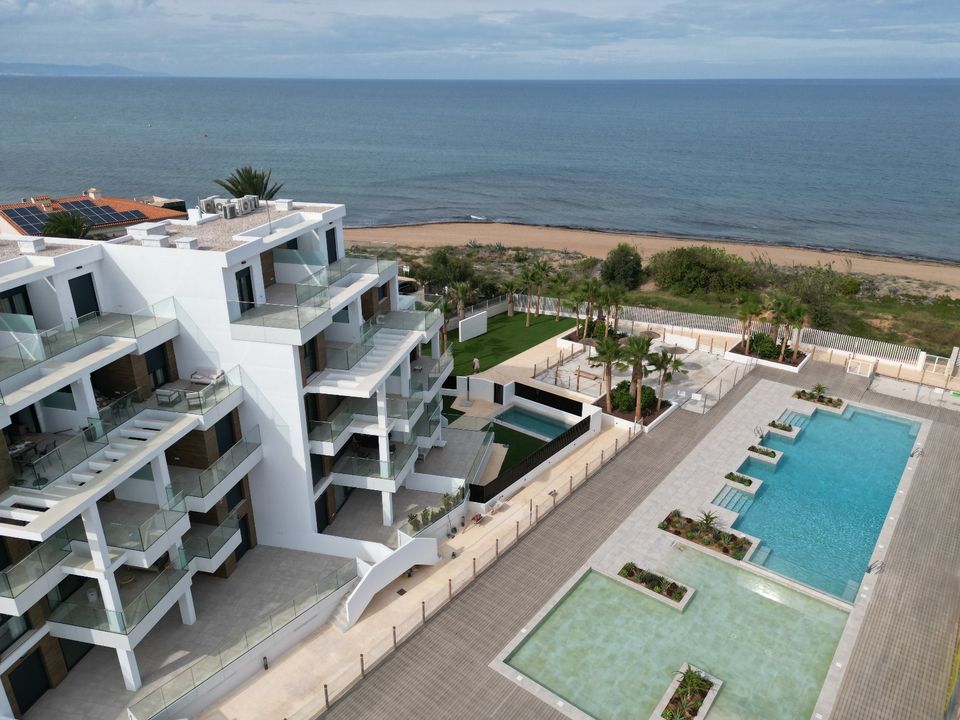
<box><xmin>0</xmin><ymin>197</ymin><xmax>480</xmax><ymax>718</ymax></box>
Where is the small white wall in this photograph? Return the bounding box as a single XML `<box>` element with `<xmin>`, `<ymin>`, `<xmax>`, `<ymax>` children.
<box><xmin>406</xmin><ymin>472</ymin><xmax>463</xmax><ymax>494</ymax></box>
<box><xmin>458</xmin><ymin>311</ymin><xmax>488</xmax><ymax>342</ymax></box>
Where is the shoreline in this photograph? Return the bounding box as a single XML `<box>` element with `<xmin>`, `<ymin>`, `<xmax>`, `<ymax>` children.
<box><xmin>345</xmin><ymin>220</ymin><xmax>960</xmax><ymax>296</ymax></box>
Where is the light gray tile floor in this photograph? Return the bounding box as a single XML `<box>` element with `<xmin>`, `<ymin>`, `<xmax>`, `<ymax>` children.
<box><xmin>27</xmin><ymin>545</ymin><xmax>346</xmax><ymax>720</ymax></box>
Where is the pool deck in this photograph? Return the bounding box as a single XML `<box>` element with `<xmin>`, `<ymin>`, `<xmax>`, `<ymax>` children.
<box><xmin>318</xmin><ymin>361</ymin><xmax>960</xmax><ymax>720</ymax></box>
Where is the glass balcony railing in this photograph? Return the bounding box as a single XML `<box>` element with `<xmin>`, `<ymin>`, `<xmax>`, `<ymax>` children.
<box><xmin>100</xmin><ymin>494</ymin><xmax>187</xmax><ymax>553</ymax></box>
<box><xmin>183</xmin><ymin>513</ymin><xmax>240</xmax><ymax>561</ymax></box>
<box><xmin>0</xmin><ymin>532</ymin><xmax>72</xmax><ymax>598</ymax></box>
<box><xmin>323</xmin><ymin>322</ymin><xmax>380</xmax><ymax>371</ymax></box>
<box><xmin>227</xmin><ymin>294</ymin><xmax>330</xmax><ymax>330</ymax></box>
<box><xmin>373</xmin><ymin>308</ymin><xmax>442</xmax><ymax>334</ymax></box>
<box><xmin>49</xmin><ymin>563</ymin><xmax>188</xmax><ymax>635</ymax></box>
<box><xmin>127</xmin><ymin>561</ymin><xmax>357</xmax><ymax>720</ymax></box>
<box><xmin>12</xmin><ymin>423</ymin><xmax>113</xmax><ymax>489</ymax></box>
<box><xmin>0</xmin><ymin>298</ymin><xmax>177</xmax><ymax>383</ymax></box>
<box><xmin>0</xmin><ymin>615</ymin><xmax>28</xmax><ymax>656</ymax></box>
<box><xmin>412</xmin><ymin>399</ymin><xmax>443</xmax><ymax>440</ymax></box>
<box><xmin>96</xmin><ymin>367</ymin><xmax>243</xmax><ymax>428</ymax></box>
<box><xmin>309</xmin><ymin>412</ymin><xmax>354</xmax><ymax>444</ymax></box>
<box><xmin>309</xmin><ymin>393</ymin><xmax>423</xmax><ymax>445</ymax></box>
<box><xmin>169</xmin><ymin>426</ymin><xmax>262</xmax><ymax>499</ymax></box>
<box><xmin>333</xmin><ymin>440</ymin><xmax>418</xmax><ymax>480</ymax></box>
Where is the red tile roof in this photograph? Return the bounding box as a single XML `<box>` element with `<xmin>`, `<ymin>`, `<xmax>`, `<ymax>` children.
<box><xmin>0</xmin><ymin>195</ymin><xmax>186</xmax><ymax>235</ymax></box>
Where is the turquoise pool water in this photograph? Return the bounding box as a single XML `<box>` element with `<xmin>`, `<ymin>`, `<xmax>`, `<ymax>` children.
<box><xmin>735</xmin><ymin>405</ymin><xmax>919</xmax><ymax>600</ymax></box>
<box><xmin>507</xmin><ymin>547</ymin><xmax>848</xmax><ymax>720</ymax></box>
<box><xmin>495</xmin><ymin>406</ymin><xmax>570</xmax><ymax>439</ymax></box>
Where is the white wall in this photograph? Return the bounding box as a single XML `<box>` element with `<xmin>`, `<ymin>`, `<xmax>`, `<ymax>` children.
<box><xmin>458</xmin><ymin>311</ymin><xmax>488</xmax><ymax>342</ymax></box>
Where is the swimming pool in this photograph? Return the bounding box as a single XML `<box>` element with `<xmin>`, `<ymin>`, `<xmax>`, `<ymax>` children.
<box><xmin>495</xmin><ymin>406</ymin><xmax>571</xmax><ymax>440</ymax></box>
<box><xmin>506</xmin><ymin>547</ymin><xmax>847</xmax><ymax>720</ymax></box>
<box><xmin>734</xmin><ymin>405</ymin><xmax>919</xmax><ymax>601</ymax></box>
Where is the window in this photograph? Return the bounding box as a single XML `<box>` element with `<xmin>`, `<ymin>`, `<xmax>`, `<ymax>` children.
<box><xmin>226</xmin><ymin>480</ymin><xmax>245</xmax><ymax>511</ymax></box>
<box><xmin>0</xmin><ymin>285</ymin><xmax>32</xmax><ymax>316</ymax></box>
<box><xmin>144</xmin><ymin>346</ymin><xmax>168</xmax><ymax>389</ymax></box>
<box><xmin>285</xmin><ymin>238</ymin><xmax>299</xmax><ymax>250</ymax></box>
<box><xmin>332</xmin><ymin>307</ymin><xmax>349</xmax><ymax>324</ymax></box>
<box><xmin>325</xmin><ymin>228</ymin><xmax>338</xmax><ymax>263</ymax></box>
<box><xmin>377</xmin><ymin>283</ymin><xmax>388</xmax><ymax>301</ymax></box>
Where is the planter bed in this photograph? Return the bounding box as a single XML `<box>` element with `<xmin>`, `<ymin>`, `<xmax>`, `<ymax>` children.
<box><xmin>723</xmin><ymin>472</ymin><xmax>763</xmax><ymax>495</ymax></box>
<box><xmin>615</xmin><ymin>562</ymin><xmax>695</xmax><ymax>611</ymax></box>
<box><xmin>766</xmin><ymin>420</ymin><xmax>801</xmax><ymax>441</ymax></box>
<box><xmin>659</xmin><ymin>510</ymin><xmax>752</xmax><ymax>560</ymax></box>
<box><xmin>727</xmin><ymin>341</ymin><xmax>809</xmax><ymax>373</ymax></box>
<box><xmin>793</xmin><ymin>389</ymin><xmax>844</xmax><ymax>410</ymax></box>
<box><xmin>746</xmin><ymin>445</ymin><xmax>782</xmax><ymax>464</ymax></box>
<box><xmin>650</xmin><ymin>663</ymin><xmax>723</xmax><ymax>720</ymax></box>
<box><xmin>724</xmin><ymin>471</ymin><xmax>753</xmax><ymax>487</ymax></box>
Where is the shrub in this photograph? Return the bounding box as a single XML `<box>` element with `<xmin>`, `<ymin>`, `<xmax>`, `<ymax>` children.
<box><xmin>611</xmin><ymin>380</ymin><xmax>635</xmax><ymax>412</ymax></box>
<box><xmin>648</xmin><ymin>246</ymin><xmax>759</xmax><ymax>295</ymax></box>
<box><xmin>600</xmin><ymin>243</ymin><xmax>643</xmax><ymax>289</ymax></box>
<box><xmin>749</xmin><ymin>332</ymin><xmax>779</xmax><ymax>360</ymax></box>
<box><xmin>640</xmin><ymin>385</ymin><xmax>658</xmax><ymax>417</ymax></box>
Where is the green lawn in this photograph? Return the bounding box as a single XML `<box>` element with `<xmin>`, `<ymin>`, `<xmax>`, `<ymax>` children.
<box><xmin>490</xmin><ymin>423</ymin><xmax>547</xmax><ymax>472</ymax></box>
<box><xmin>441</xmin><ymin>395</ymin><xmax>464</xmax><ymax>423</ymax></box>
<box><xmin>449</xmin><ymin>312</ymin><xmax>575</xmax><ymax>376</ymax></box>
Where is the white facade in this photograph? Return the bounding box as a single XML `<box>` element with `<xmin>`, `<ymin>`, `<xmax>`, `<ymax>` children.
<box><xmin>0</xmin><ymin>198</ymin><xmax>467</xmax><ymax>717</ymax></box>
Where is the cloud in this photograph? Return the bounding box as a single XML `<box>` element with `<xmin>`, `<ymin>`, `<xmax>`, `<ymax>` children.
<box><xmin>0</xmin><ymin>0</ymin><xmax>957</xmax><ymax>77</ymax></box>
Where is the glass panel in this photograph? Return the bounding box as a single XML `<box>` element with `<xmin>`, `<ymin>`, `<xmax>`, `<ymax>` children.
<box><xmin>171</xmin><ymin>426</ymin><xmax>261</xmax><ymax>499</ymax></box>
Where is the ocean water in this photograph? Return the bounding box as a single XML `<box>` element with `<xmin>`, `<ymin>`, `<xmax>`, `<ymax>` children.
<box><xmin>735</xmin><ymin>406</ymin><xmax>919</xmax><ymax>599</ymax></box>
<box><xmin>1</xmin><ymin>78</ymin><xmax>958</xmax><ymax>261</ymax></box>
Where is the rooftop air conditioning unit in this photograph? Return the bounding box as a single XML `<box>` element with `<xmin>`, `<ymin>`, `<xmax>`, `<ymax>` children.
<box><xmin>242</xmin><ymin>194</ymin><xmax>260</xmax><ymax>209</ymax></box>
<box><xmin>219</xmin><ymin>203</ymin><xmax>239</xmax><ymax>220</ymax></box>
<box><xmin>238</xmin><ymin>196</ymin><xmax>254</xmax><ymax>215</ymax></box>
<box><xmin>200</xmin><ymin>196</ymin><xmax>221</xmax><ymax>214</ymax></box>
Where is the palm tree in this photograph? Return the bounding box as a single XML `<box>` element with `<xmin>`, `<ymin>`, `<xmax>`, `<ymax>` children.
<box><xmin>435</xmin><ymin>296</ymin><xmax>451</xmax><ymax>353</ymax></box>
<box><xmin>650</xmin><ymin>350</ymin><xmax>687</xmax><ymax>412</ymax></box>
<box><xmin>518</xmin><ymin>266</ymin><xmax>538</xmax><ymax>328</ymax></box>
<box><xmin>531</xmin><ymin>260</ymin><xmax>551</xmax><ymax>316</ymax></box>
<box><xmin>550</xmin><ymin>270</ymin><xmax>571</xmax><ymax>321</ymax></box>
<box><xmin>812</xmin><ymin>383</ymin><xmax>828</xmax><ymax>399</ymax></box>
<box><xmin>786</xmin><ymin>301</ymin><xmax>807</xmax><ymax>362</ymax></box>
<box><xmin>590</xmin><ymin>336</ymin><xmax>622</xmax><ymax>414</ymax></box>
<box><xmin>595</xmin><ymin>285</ymin><xmax>615</xmax><ymax>338</ymax></box>
<box><xmin>581</xmin><ymin>277</ymin><xmax>602</xmax><ymax>328</ymax></box>
<box><xmin>736</xmin><ymin>292</ymin><xmax>764</xmax><ymax>355</ymax></box>
<box><xmin>499</xmin><ymin>278</ymin><xmax>521</xmax><ymax>318</ymax></box>
<box><xmin>607</xmin><ymin>284</ymin><xmax>627</xmax><ymax>331</ymax></box>
<box><xmin>570</xmin><ymin>287</ymin><xmax>588</xmax><ymax>340</ymax></box>
<box><xmin>618</xmin><ymin>335</ymin><xmax>652</xmax><ymax>423</ymax></box>
<box><xmin>449</xmin><ymin>282</ymin><xmax>472</xmax><ymax>322</ymax></box>
<box><xmin>41</xmin><ymin>212</ymin><xmax>90</xmax><ymax>239</ymax></box>
<box><xmin>770</xmin><ymin>294</ymin><xmax>792</xmax><ymax>362</ymax></box>
<box><xmin>213</xmin><ymin>166</ymin><xmax>284</xmax><ymax>200</ymax></box>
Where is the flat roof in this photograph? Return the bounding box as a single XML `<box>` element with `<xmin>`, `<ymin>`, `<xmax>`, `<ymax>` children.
<box><xmin>0</xmin><ymin>239</ymin><xmax>83</xmax><ymax>262</ymax></box>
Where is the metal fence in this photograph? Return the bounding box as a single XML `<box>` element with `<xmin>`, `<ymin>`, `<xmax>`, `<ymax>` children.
<box><xmin>516</xmin><ymin>294</ymin><xmax>934</xmax><ymax>369</ymax></box>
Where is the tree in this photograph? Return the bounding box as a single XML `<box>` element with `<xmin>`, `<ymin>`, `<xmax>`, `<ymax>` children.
<box><xmin>550</xmin><ymin>270</ymin><xmax>571</xmax><ymax>321</ymax></box>
<box><xmin>736</xmin><ymin>292</ymin><xmax>764</xmax><ymax>355</ymax></box>
<box><xmin>607</xmin><ymin>284</ymin><xmax>627</xmax><ymax>331</ymax></box>
<box><xmin>649</xmin><ymin>350</ymin><xmax>687</xmax><ymax>412</ymax></box>
<box><xmin>770</xmin><ymin>294</ymin><xmax>794</xmax><ymax>363</ymax></box>
<box><xmin>600</xmin><ymin>243</ymin><xmax>643</xmax><ymax>289</ymax></box>
<box><xmin>570</xmin><ymin>288</ymin><xmax>588</xmax><ymax>340</ymax></box>
<box><xmin>581</xmin><ymin>277</ymin><xmax>602</xmax><ymax>325</ymax></box>
<box><xmin>41</xmin><ymin>212</ymin><xmax>90</xmax><ymax>239</ymax></box>
<box><xmin>214</xmin><ymin>166</ymin><xmax>284</xmax><ymax>200</ymax></box>
<box><xmin>518</xmin><ymin>266</ymin><xmax>538</xmax><ymax>328</ymax></box>
<box><xmin>435</xmin><ymin>296</ymin><xmax>451</xmax><ymax>353</ymax></box>
<box><xmin>590</xmin><ymin>336</ymin><xmax>622</xmax><ymax>414</ymax></box>
<box><xmin>449</xmin><ymin>282</ymin><xmax>472</xmax><ymax>322</ymax></box>
<box><xmin>499</xmin><ymin>278</ymin><xmax>521</xmax><ymax>318</ymax></box>
<box><xmin>416</xmin><ymin>248</ymin><xmax>474</xmax><ymax>289</ymax></box>
<box><xmin>531</xmin><ymin>260</ymin><xmax>551</xmax><ymax>316</ymax></box>
<box><xmin>786</xmin><ymin>301</ymin><xmax>807</xmax><ymax>362</ymax></box>
<box><xmin>618</xmin><ymin>335</ymin><xmax>652</xmax><ymax>424</ymax></box>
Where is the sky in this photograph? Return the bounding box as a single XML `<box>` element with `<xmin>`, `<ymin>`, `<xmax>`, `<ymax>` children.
<box><xmin>0</xmin><ymin>0</ymin><xmax>958</xmax><ymax>79</ymax></box>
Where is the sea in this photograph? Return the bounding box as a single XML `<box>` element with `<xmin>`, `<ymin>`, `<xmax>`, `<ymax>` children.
<box><xmin>1</xmin><ymin>78</ymin><xmax>958</xmax><ymax>262</ymax></box>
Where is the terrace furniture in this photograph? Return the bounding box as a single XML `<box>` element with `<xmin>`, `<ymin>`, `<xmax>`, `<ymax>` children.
<box><xmin>156</xmin><ymin>388</ymin><xmax>184</xmax><ymax>408</ymax></box>
<box><xmin>184</xmin><ymin>391</ymin><xmax>205</xmax><ymax>411</ymax></box>
<box><xmin>471</xmin><ymin>513</ymin><xmax>483</xmax><ymax>525</ymax></box>
<box><xmin>190</xmin><ymin>368</ymin><xmax>224</xmax><ymax>386</ymax></box>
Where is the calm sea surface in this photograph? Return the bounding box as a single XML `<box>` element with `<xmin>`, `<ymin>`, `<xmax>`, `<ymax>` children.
<box><xmin>1</xmin><ymin>78</ymin><xmax>958</xmax><ymax>261</ymax></box>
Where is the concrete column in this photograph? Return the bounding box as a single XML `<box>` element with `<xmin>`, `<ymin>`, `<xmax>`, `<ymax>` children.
<box><xmin>376</xmin><ymin>384</ymin><xmax>388</xmax><ymax>432</ymax></box>
<box><xmin>150</xmin><ymin>455</ymin><xmax>173</xmax><ymax>506</ymax></box>
<box><xmin>381</xmin><ymin>490</ymin><xmax>394</xmax><ymax>526</ymax></box>
<box><xmin>116</xmin><ymin>649</ymin><xmax>142</xmax><ymax>691</ymax></box>
<box><xmin>399</xmin><ymin>359</ymin><xmax>411</xmax><ymax>396</ymax></box>
<box><xmin>81</xmin><ymin>506</ymin><xmax>112</xmax><ymax>571</ymax></box>
<box><xmin>388</xmin><ymin>275</ymin><xmax>400</xmax><ymax>308</ymax></box>
<box><xmin>177</xmin><ymin>588</ymin><xmax>197</xmax><ymax>626</ymax></box>
<box><xmin>431</xmin><ymin>333</ymin><xmax>440</xmax><ymax>358</ymax></box>
<box><xmin>73</xmin><ymin>376</ymin><xmax>99</xmax><ymax>420</ymax></box>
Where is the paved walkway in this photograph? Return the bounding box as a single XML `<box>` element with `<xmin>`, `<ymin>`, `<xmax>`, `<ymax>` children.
<box><xmin>310</xmin><ymin>363</ymin><xmax>960</xmax><ymax>720</ymax></box>
<box><xmin>314</xmin><ymin>373</ymin><xmax>756</xmax><ymax>720</ymax></box>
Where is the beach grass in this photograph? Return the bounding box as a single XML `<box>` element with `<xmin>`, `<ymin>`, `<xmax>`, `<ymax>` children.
<box><xmin>449</xmin><ymin>313</ymin><xmax>575</xmax><ymax>375</ymax></box>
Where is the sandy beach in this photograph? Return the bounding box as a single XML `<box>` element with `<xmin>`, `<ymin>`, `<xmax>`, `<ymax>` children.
<box><xmin>346</xmin><ymin>222</ymin><xmax>960</xmax><ymax>297</ymax></box>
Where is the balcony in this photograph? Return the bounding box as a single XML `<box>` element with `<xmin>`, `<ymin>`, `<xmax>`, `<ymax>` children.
<box><xmin>410</xmin><ymin>346</ymin><xmax>453</xmax><ymax>398</ymax></box>
<box><xmin>183</xmin><ymin>513</ymin><xmax>241</xmax><ymax>573</ymax></box>
<box><xmin>48</xmin><ymin>563</ymin><xmax>190</xmax><ymax>645</ymax></box>
<box><xmin>0</xmin><ymin>532</ymin><xmax>72</xmax><ymax>614</ymax></box>
<box><xmin>330</xmin><ymin>439</ymin><xmax>419</xmax><ymax>492</ymax></box>
<box><xmin>95</xmin><ymin>495</ymin><xmax>189</xmax><ymax>565</ymax></box>
<box><xmin>309</xmin><ymin>395</ymin><xmax>423</xmax><ymax>454</ymax></box>
<box><xmin>11</xmin><ymin>424</ymin><xmax>111</xmax><ymax>489</ymax></box>
<box><xmin>0</xmin><ymin>615</ymin><xmax>28</xmax><ymax>656</ymax></box>
<box><xmin>0</xmin><ymin>297</ymin><xmax>178</xmax><ymax>384</ymax></box>
<box><xmin>168</xmin><ymin>426</ymin><xmax>263</xmax><ymax>513</ymax></box>
<box><xmin>97</xmin><ymin>367</ymin><xmax>243</xmax><ymax>429</ymax></box>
